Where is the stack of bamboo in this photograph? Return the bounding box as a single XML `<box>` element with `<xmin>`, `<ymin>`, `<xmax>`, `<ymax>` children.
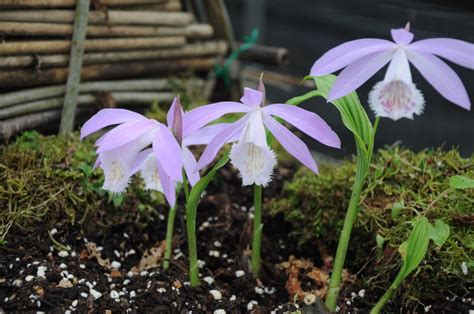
<box><xmin>0</xmin><ymin>0</ymin><xmax>229</xmax><ymax>138</ymax></box>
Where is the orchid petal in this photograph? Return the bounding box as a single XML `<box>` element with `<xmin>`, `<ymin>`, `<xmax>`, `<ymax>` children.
<box><xmin>263</xmin><ymin>104</ymin><xmax>340</xmax><ymax>148</ymax></box>
<box><xmin>328</xmin><ymin>50</ymin><xmax>395</xmax><ymax>101</ymax></box>
<box><xmin>99</xmin><ymin>145</ymin><xmax>138</xmax><ymax>193</ymax></box>
<box><xmin>409</xmin><ymin>38</ymin><xmax>474</xmax><ymax>69</ymax></box>
<box><xmin>407</xmin><ymin>50</ymin><xmax>471</xmax><ymax>110</ymax></box>
<box><xmin>130</xmin><ymin>148</ymin><xmax>153</xmax><ymax>175</ymax></box>
<box><xmin>310</xmin><ymin>39</ymin><xmax>396</xmax><ymax>76</ymax></box>
<box><xmin>183</xmin><ymin>123</ymin><xmax>238</xmax><ymax>146</ymax></box>
<box><xmin>156</xmin><ymin>158</ymin><xmax>177</xmax><ymax>207</ymax></box>
<box><xmin>152</xmin><ymin>126</ymin><xmax>183</xmax><ymax>181</ymax></box>
<box><xmin>182</xmin><ymin>146</ymin><xmax>200</xmax><ymax>186</ymax></box>
<box><xmin>195</xmin><ymin>115</ymin><xmax>249</xmax><ymax>171</ymax></box>
<box><xmin>240</xmin><ymin>88</ymin><xmax>263</xmax><ymax>107</ymax></box>
<box><xmin>96</xmin><ymin>119</ymin><xmax>157</xmax><ymax>153</ymax></box>
<box><xmin>391</xmin><ymin>28</ymin><xmax>414</xmax><ymax>45</ymax></box>
<box><xmin>262</xmin><ymin>114</ymin><xmax>318</xmax><ymax>174</ymax></box>
<box><xmin>230</xmin><ymin>142</ymin><xmax>276</xmax><ymax>186</ymax></box>
<box><xmin>80</xmin><ymin>108</ymin><xmax>145</xmax><ymax>139</ymax></box>
<box><xmin>183</xmin><ymin>102</ymin><xmax>251</xmax><ymax>137</ymax></box>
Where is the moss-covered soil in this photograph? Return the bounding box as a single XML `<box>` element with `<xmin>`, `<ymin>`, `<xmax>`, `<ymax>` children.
<box><xmin>0</xmin><ymin>132</ymin><xmax>472</xmax><ymax>312</ymax></box>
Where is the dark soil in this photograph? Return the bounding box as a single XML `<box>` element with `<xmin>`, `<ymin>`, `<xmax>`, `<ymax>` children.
<box><xmin>0</xmin><ymin>164</ymin><xmax>470</xmax><ymax>313</ymax></box>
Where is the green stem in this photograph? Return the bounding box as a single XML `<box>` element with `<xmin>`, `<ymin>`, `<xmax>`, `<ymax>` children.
<box><xmin>163</xmin><ymin>204</ymin><xmax>177</xmax><ymax>270</ymax></box>
<box><xmin>371</xmin><ymin>272</ymin><xmax>404</xmax><ymax>314</ymax></box>
<box><xmin>251</xmin><ymin>184</ymin><xmax>263</xmax><ymax>277</ymax></box>
<box><xmin>325</xmin><ymin>146</ymin><xmax>369</xmax><ymax>310</ymax></box>
<box><xmin>186</xmin><ymin>204</ymin><xmax>199</xmax><ymax>286</ymax></box>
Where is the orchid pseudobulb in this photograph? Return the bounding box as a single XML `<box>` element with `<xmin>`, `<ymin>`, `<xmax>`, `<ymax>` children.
<box><xmin>310</xmin><ymin>23</ymin><xmax>473</xmax><ymax>120</ymax></box>
<box><xmin>185</xmin><ymin>79</ymin><xmax>341</xmax><ymax>186</ymax></box>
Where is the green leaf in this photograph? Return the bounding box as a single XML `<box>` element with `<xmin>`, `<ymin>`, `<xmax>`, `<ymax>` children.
<box><xmin>308</xmin><ymin>75</ymin><xmax>373</xmax><ymax>148</ymax></box>
<box><xmin>398</xmin><ymin>241</ymin><xmax>408</xmax><ymax>259</ymax></box>
<box><xmin>376</xmin><ymin>234</ymin><xmax>385</xmax><ymax>248</ymax></box>
<box><xmin>286</xmin><ymin>90</ymin><xmax>322</xmax><ymax>106</ymax></box>
<box><xmin>449</xmin><ymin>175</ymin><xmax>474</xmax><ymax>189</ymax></box>
<box><xmin>186</xmin><ymin>153</ymin><xmax>230</xmax><ymax>218</ymax></box>
<box><xmin>428</xmin><ymin>219</ymin><xmax>450</xmax><ymax>247</ymax></box>
<box><xmin>402</xmin><ymin>217</ymin><xmax>430</xmax><ymax>278</ymax></box>
<box><xmin>391</xmin><ymin>201</ymin><xmax>404</xmax><ymax>220</ymax></box>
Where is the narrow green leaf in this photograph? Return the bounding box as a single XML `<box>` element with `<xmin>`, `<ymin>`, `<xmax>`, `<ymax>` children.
<box><xmin>286</xmin><ymin>90</ymin><xmax>322</xmax><ymax>106</ymax></box>
<box><xmin>311</xmin><ymin>75</ymin><xmax>373</xmax><ymax>145</ymax></box>
<box><xmin>403</xmin><ymin>217</ymin><xmax>430</xmax><ymax>277</ymax></box>
<box><xmin>428</xmin><ymin>219</ymin><xmax>450</xmax><ymax>247</ymax></box>
<box><xmin>186</xmin><ymin>153</ymin><xmax>230</xmax><ymax>216</ymax></box>
<box><xmin>449</xmin><ymin>175</ymin><xmax>474</xmax><ymax>189</ymax></box>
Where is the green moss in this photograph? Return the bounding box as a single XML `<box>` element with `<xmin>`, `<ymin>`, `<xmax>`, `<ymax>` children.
<box><xmin>0</xmin><ymin>131</ymin><xmax>166</xmax><ymax>244</ymax></box>
<box><xmin>270</xmin><ymin>147</ymin><xmax>473</xmax><ymax>302</ymax></box>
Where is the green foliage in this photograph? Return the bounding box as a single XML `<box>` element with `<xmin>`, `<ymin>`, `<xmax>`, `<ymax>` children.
<box><xmin>270</xmin><ymin>147</ymin><xmax>474</xmax><ymax>302</ymax></box>
<box><xmin>0</xmin><ymin>132</ymin><xmax>166</xmax><ymax>244</ymax></box>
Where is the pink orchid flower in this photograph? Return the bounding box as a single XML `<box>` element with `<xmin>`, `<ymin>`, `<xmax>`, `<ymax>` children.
<box><xmin>81</xmin><ymin>98</ymin><xmax>229</xmax><ymax>206</ymax></box>
<box><xmin>310</xmin><ymin>23</ymin><xmax>473</xmax><ymax>120</ymax></box>
<box><xmin>186</xmin><ymin>80</ymin><xmax>341</xmax><ymax>186</ymax></box>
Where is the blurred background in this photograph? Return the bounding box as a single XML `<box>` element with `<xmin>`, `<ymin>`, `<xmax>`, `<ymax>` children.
<box><xmin>225</xmin><ymin>0</ymin><xmax>474</xmax><ymax>156</ymax></box>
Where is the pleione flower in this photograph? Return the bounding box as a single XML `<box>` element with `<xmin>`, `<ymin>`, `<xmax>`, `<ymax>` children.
<box><xmin>81</xmin><ymin>98</ymin><xmax>229</xmax><ymax>206</ymax></box>
<box><xmin>310</xmin><ymin>23</ymin><xmax>473</xmax><ymax>120</ymax></box>
<box><xmin>185</xmin><ymin>80</ymin><xmax>341</xmax><ymax>186</ymax></box>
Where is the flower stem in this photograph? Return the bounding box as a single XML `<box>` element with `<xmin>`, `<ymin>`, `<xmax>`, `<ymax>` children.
<box><xmin>251</xmin><ymin>184</ymin><xmax>263</xmax><ymax>277</ymax></box>
<box><xmin>163</xmin><ymin>204</ymin><xmax>177</xmax><ymax>270</ymax></box>
<box><xmin>186</xmin><ymin>202</ymin><xmax>199</xmax><ymax>286</ymax></box>
<box><xmin>325</xmin><ymin>145</ymin><xmax>370</xmax><ymax>310</ymax></box>
<box><xmin>371</xmin><ymin>272</ymin><xmax>404</xmax><ymax>314</ymax></box>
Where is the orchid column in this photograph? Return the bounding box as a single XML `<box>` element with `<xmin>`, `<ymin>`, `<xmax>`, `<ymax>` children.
<box><xmin>188</xmin><ymin>79</ymin><xmax>340</xmax><ymax>277</ymax></box>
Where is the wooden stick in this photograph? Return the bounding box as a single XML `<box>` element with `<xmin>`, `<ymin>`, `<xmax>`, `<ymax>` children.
<box><xmin>0</xmin><ymin>92</ymin><xmax>174</xmax><ymax>120</ymax></box>
<box><xmin>126</xmin><ymin>2</ymin><xmax>182</xmax><ymax>11</ymax></box>
<box><xmin>239</xmin><ymin>44</ymin><xmax>289</xmax><ymax>67</ymax></box>
<box><xmin>0</xmin><ymin>10</ymin><xmax>192</xmax><ymax>26</ymax></box>
<box><xmin>0</xmin><ymin>57</ymin><xmax>215</xmax><ymax>87</ymax></box>
<box><xmin>0</xmin><ymin>79</ymin><xmax>176</xmax><ymax>108</ymax></box>
<box><xmin>0</xmin><ymin>0</ymin><xmax>169</xmax><ymax>9</ymax></box>
<box><xmin>0</xmin><ymin>22</ymin><xmax>213</xmax><ymax>39</ymax></box>
<box><xmin>0</xmin><ymin>37</ymin><xmax>186</xmax><ymax>55</ymax></box>
<box><xmin>59</xmin><ymin>0</ymin><xmax>90</xmax><ymax>134</ymax></box>
<box><xmin>0</xmin><ymin>41</ymin><xmax>227</xmax><ymax>69</ymax></box>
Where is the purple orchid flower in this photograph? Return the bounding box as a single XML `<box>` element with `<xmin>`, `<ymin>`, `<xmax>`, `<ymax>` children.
<box><xmin>185</xmin><ymin>80</ymin><xmax>341</xmax><ymax>186</ymax></box>
<box><xmin>310</xmin><ymin>23</ymin><xmax>473</xmax><ymax>120</ymax></box>
<box><xmin>81</xmin><ymin>98</ymin><xmax>229</xmax><ymax>206</ymax></box>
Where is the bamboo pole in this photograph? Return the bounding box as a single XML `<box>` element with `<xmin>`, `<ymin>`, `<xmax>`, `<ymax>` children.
<box><xmin>0</xmin><ymin>37</ymin><xmax>186</xmax><ymax>55</ymax></box>
<box><xmin>0</xmin><ymin>10</ymin><xmax>192</xmax><ymax>26</ymax></box>
<box><xmin>0</xmin><ymin>79</ymin><xmax>176</xmax><ymax>108</ymax></box>
<box><xmin>59</xmin><ymin>0</ymin><xmax>90</xmax><ymax>134</ymax></box>
<box><xmin>0</xmin><ymin>92</ymin><xmax>175</xmax><ymax>120</ymax></box>
<box><xmin>127</xmin><ymin>2</ymin><xmax>182</xmax><ymax>11</ymax></box>
<box><xmin>0</xmin><ymin>22</ymin><xmax>213</xmax><ymax>39</ymax></box>
<box><xmin>0</xmin><ymin>110</ymin><xmax>62</xmax><ymax>140</ymax></box>
<box><xmin>239</xmin><ymin>44</ymin><xmax>289</xmax><ymax>67</ymax></box>
<box><xmin>0</xmin><ymin>41</ymin><xmax>227</xmax><ymax>69</ymax></box>
<box><xmin>0</xmin><ymin>58</ymin><xmax>215</xmax><ymax>87</ymax></box>
<box><xmin>0</xmin><ymin>0</ymin><xmax>169</xmax><ymax>9</ymax></box>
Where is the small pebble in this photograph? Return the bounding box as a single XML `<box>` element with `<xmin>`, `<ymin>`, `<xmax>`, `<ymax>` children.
<box><xmin>214</xmin><ymin>241</ymin><xmax>222</xmax><ymax>247</ymax></box>
<box><xmin>111</xmin><ymin>261</ymin><xmax>121</xmax><ymax>269</ymax></box>
<box><xmin>235</xmin><ymin>270</ymin><xmax>245</xmax><ymax>278</ymax></box>
<box><xmin>89</xmin><ymin>289</ymin><xmax>102</xmax><ymax>300</ymax></box>
<box><xmin>72</xmin><ymin>300</ymin><xmax>78</xmax><ymax>307</ymax></box>
<box><xmin>461</xmin><ymin>262</ymin><xmax>468</xmax><ymax>275</ymax></box>
<box><xmin>37</xmin><ymin>266</ymin><xmax>47</xmax><ymax>277</ymax></box>
<box><xmin>12</xmin><ymin>279</ymin><xmax>23</xmax><ymax>287</ymax></box>
<box><xmin>247</xmin><ymin>300</ymin><xmax>258</xmax><ymax>311</ymax></box>
<box><xmin>110</xmin><ymin>290</ymin><xmax>119</xmax><ymax>299</ymax></box>
<box><xmin>203</xmin><ymin>276</ymin><xmax>214</xmax><ymax>285</ymax></box>
<box><xmin>25</xmin><ymin>275</ymin><xmax>34</xmax><ymax>282</ymax></box>
<box><xmin>230</xmin><ymin>295</ymin><xmax>236</xmax><ymax>301</ymax></box>
<box><xmin>58</xmin><ymin>251</ymin><xmax>69</xmax><ymax>258</ymax></box>
<box><xmin>209</xmin><ymin>290</ymin><xmax>222</xmax><ymax>300</ymax></box>
<box><xmin>157</xmin><ymin>287</ymin><xmax>166</xmax><ymax>293</ymax></box>
<box><xmin>358</xmin><ymin>289</ymin><xmax>366</xmax><ymax>298</ymax></box>
<box><xmin>114</xmin><ymin>250</ymin><xmax>121</xmax><ymax>258</ymax></box>
<box><xmin>80</xmin><ymin>292</ymin><xmax>88</xmax><ymax>298</ymax></box>
<box><xmin>50</xmin><ymin>228</ymin><xmax>58</xmax><ymax>235</ymax></box>
<box><xmin>214</xmin><ymin>310</ymin><xmax>226</xmax><ymax>314</ymax></box>
<box><xmin>255</xmin><ymin>287</ymin><xmax>264</xmax><ymax>295</ymax></box>
<box><xmin>130</xmin><ymin>290</ymin><xmax>136</xmax><ymax>298</ymax></box>
<box><xmin>79</xmin><ymin>264</ymin><xmax>86</xmax><ymax>269</ymax></box>
<box><xmin>123</xmin><ymin>279</ymin><xmax>131</xmax><ymax>285</ymax></box>
<box><xmin>59</xmin><ymin>263</ymin><xmax>67</xmax><ymax>269</ymax></box>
